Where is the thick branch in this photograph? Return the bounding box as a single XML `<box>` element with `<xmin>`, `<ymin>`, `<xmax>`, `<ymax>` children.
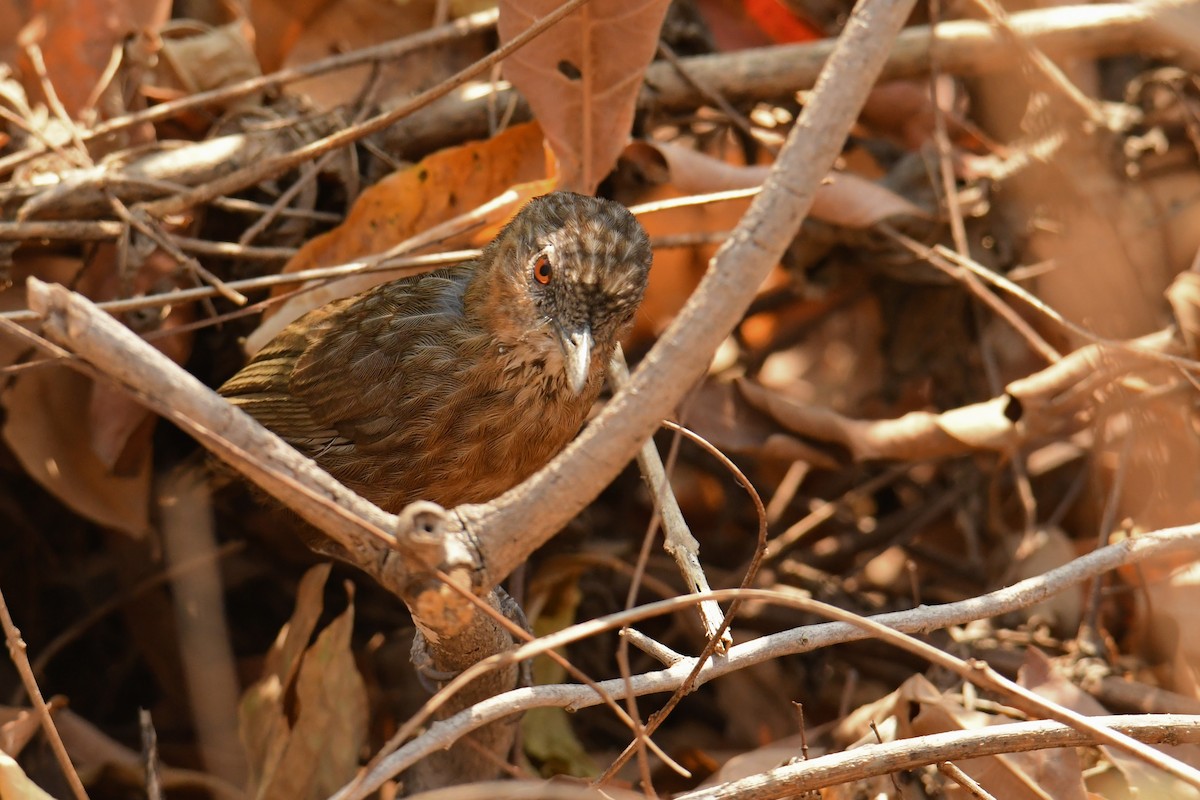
<box><xmin>460</xmin><ymin>0</ymin><xmax>920</xmax><ymax>587</ymax></box>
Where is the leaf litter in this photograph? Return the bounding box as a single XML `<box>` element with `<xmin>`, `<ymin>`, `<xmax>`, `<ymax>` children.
<box><xmin>0</xmin><ymin>0</ymin><xmax>1199</xmax><ymax>798</ymax></box>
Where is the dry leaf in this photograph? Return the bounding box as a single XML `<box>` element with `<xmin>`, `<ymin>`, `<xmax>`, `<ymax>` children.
<box><xmin>1137</xmin><ymin>559</ymin><xmax>1200</xmax><ymax>701</ymax></box>
<box><xmin>619</xmin><ymin>141</ymin><xmax>765</xmax><ymax>340</ymax></box>
<box><xmin>1144</xmin><ymin>0</ymin><xmax>1200</xmax><ymax>65</ymax></box>
<box><xmin>284</xmin><ymin>0</ymin><xmax>436</xmax><ymax>109</ymax></box>
<box><xmin>0</xmin><ymin>0</ymin><xmax>21</xmax><ymax>68</ymax></box>
<box><xmin>737</xmin><ymin>377</ymin><xmax>1018</xmax><ymax>462</ymax></box>
<box><xmin>247</xmin><ymin>0</ymin><xmax>334</xmax><ymax>73</ymax></box>
<box><xmin>282</xmin><ymin>0</ymin><xmax>487</xmax><ymax>111</ymax></box>
<box><xmin>902</xmin><ymin>669</ymin><xmax>1086</xmax><ymax>800</ymax></box>
<box><xmin>682</xmin><ymin>380</ymin><xmax>841</xmax><ymax>469</ymax></box>
<box><xmin>835</xmin><ymin>673</ymin><xmax>1087</xmax><ymax>800</ymax></box>
<box><xmin>0</xmin><ymin>708</ymin><xmax>39</xmax><ymax>759</ymax></box>
<box><xmin>1007</xmin><ymin>526</ymin><xmax>1083</xmax><ymax>635</ymax></box>
<box><xmin>1021</xmin><ymin>648</ymin><xmax>1200</xmax><ymax>800</ymax></box>
<box><xmin>150</xmin><ymin>17</ymin><xmax>261</xmax><ymax>113</ymax></box>
<box><xmin>17</xmin><ymin>0</ymin><xmax>170</xmax><ymax>117</ymax></box>
<box><xmin>0</xmin><ymin>253</ymin><xmax>154</xmax><ymax>533</ymax></box>
<box><xmin>2</xmin><ymin>365</ymin><xmax>151</xmax><ymax>536</ymax></box>
<box><xmin>638</xmin><ymin>139</ymin><xmax>926</xmax><ymax>227</ymax></box>
<box><xmin>498</xmin><ymin>0</ymin><xmax>671</xmax><ymax>192</ymax></box>
<box><xmin>240</xmin><ymin>564</ymin><xmax>368</xmax><ymax>800</ymax></box>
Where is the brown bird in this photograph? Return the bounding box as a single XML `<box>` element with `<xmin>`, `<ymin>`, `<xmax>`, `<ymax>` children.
<box><xmin>219</xmin><ymin>192</ymin><xmax>652</xmax><ymax>513</ymax></box>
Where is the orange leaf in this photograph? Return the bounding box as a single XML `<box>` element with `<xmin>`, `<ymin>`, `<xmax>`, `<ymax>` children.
<box><xmin>743</xmin><ymin>0</ymin><xmax>821</xmax><ymax>43</ymax></box>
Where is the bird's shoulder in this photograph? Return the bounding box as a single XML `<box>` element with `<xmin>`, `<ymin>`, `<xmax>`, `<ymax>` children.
<box><xmin>288</xmin><ymin>267</ymin><xmax>487</xmax><ymax>446</ymax></box>
<box><xmin>290</xmin><ymin>266</ymin><xmax>475</xmax><ymax>390</ymax></box>
<box><xmin>221</xmin><ymin>266</ymin><xmax>479</xmax><ymax>453</ymax></box>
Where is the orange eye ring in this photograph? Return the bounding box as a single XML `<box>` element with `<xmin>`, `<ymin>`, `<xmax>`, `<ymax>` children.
<box><xmin>533</xmin><ymin>254</ymin><xmax>553</xmax><ymax>285</ymax></box>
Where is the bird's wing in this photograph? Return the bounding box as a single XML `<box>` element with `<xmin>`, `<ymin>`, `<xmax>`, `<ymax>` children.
<box><xmin>218</xmin><ymin>294</ymin><xmax>358</xmax><ymax>452</ymax></box>
<box><xmin>281</xmin><ymin>271</ymin><xmax>470</xmax><ymax>455</ymax></box>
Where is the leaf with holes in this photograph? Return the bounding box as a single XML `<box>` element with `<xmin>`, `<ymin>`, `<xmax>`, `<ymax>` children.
<box><xmin>498</xmin><ymin>0</ymin><xmax>670</xmax><ymax>193</ymax></box>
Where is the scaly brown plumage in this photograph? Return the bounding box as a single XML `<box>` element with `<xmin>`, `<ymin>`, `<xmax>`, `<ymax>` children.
<box><xmin>219</xmin><ymin>192</ymin><xmax>652</xmax><ymax>512</ymax></box>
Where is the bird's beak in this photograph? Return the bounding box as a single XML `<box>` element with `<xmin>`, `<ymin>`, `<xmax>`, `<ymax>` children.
<box><xmin>558</xmin><ymin>324</ymin><xmax>594</xmax><ymax>395</ymax></box>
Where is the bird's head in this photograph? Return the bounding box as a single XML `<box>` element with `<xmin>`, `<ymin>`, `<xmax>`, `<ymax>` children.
<box><xmin>474</xmin><ymin>192</ymin><xmax>652</xmax><ymax>395</ymax></box>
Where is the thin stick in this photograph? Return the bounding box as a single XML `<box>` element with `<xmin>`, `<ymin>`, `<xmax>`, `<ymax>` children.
<box><xmin>656</xmin><ymin>41</ymin><xmax>779</xmax><ymax>154</ymax></box>
<box><xmin>107</xmin><ymin>194</ymin><xmax>248</xmax><ymax>305</ymax></box>
<box><xmin>21</xmin><ymin>43</ymin><xmax>91</xmax><ymax>165</ymax></box>
<box><xmin>938</xmin><ymin>760</ymin><xmax>1001</xmax><ymax>799</ymax></box>
<box><xmin>340</xmin><ymin>527</ymin><xmax>1200</xmax><ymax>796</ymax></box>
<box><xmin>609</xmin><ymin>350</ymin><xmax>729</xmax><ymax>647</ymax></box>
<box><xmin>0</xmin><ymin>585</ymin><xmax>90</xmax><ymax>800</ymax></box>
<box><xmin>0</xmin><ymin>250</ymin><xmax>480</xmax><ymax>324</ymax></box>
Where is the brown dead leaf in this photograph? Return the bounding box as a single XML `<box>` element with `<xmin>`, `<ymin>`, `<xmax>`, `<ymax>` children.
<box><xmin>1020</xmin><ymin>648</ymin><xmax>1200</xmax><ymax>800</ymax></box>
<box><xmin>281</xmin><ymin>120</ymin><xmax>552</xmax><ymax>271</ymax></box>
<box><xmin>682</xmin><ymin>380</ymin><xmax>841</xmax><ymax>469</ymax></box>
<box><xmin>248</xmin><ymin>0</ymin><xmax>333</xmax><ymax>74</ymax></box>
<box><xmin>631</xmin><ymin>198</ymin><xmax>751</xmax><ymax>341</ymax></box>
<box><xmin>1135</xmin><ymin>558</ymin><xmax>1200</xmax><ymax>702</ymax></box>
<box><xmin>2</xmin><ymin>365</ymin><xmax>151</xmax><ymax>536</ymax></box>
<box><xmin>283</xmin><ymin>0</ymin><xmax>435</xmax><ymax>92</ymax></box>
<box><xmin>0</xmin><ymin>0</ymin><xmax>21</xmax><ymax>68</ymax></box>
<box><xmin>0</xmin><ymin>251</ymin><xmax>156</xmax><ymax>529</ymax></box>
<box><xmin>812</xmin><ymin>170</ymin><xmax>929</xmax><ymax>229</ymax></box>
<box><xmin>1144</xmin><ymin>0</ymin><xmax>1200</xmax><ymax>65</ymax></box>
<box><xmin>753</xmin><ymin>288</ymin><xmax>885</xmax><ymax>409</ymax></box>
<box><xmin>19</xmin><ymin>0</ymin><xmax>171</xmax><ymax>118</ymax></box>
<box><xmin>149</xmin><ymin>17</ymin><xmax>261</xmax><ymax>115</ymax></box>
<box><xmin>700</xmin><ymin>729</ymin><xmax>829</xmax><ymax>787</ymax></box>
<box><xmin>240</xmin><ymin>564</ymin><xmax>367</xmax><ymax>800</ymax></box>
<box><xmin>834</xmin><ymin>673</ymin><xmax>1088</xmax><ymax>800</ymax></box>
<box><xmin>631</xmin><ymin>139</ymin><xmax>925</xmax><ymax>228</ymax></box>
<box><xmin>630</xmin><ymin>140</ymin><xmax>768</xmax><ymax>195</ymax></box>
<box><xmin>712</xmin><ymin>649</ymin><xmax>801</xmax><ymax>747</ymax></box>
<box><xmin>903</xmin><ymin>669</ymin><xmax>1087</xmax><ymax>800</ymax></box>
<box><xmin>0</xmin><ymin>707</ymin><xmax>40</xmax><ymax>757</ymax></box>
<box><xmin>498</xmin><ymin>0</ymin><xmax>671</xmax><ymax>192</ymax></box>
<box><xmin>859</xmin><ymin>79</ymin><xmax>970</xmax><ymax>152</ymax></box>
<box><xmin>619</xmin><ymin>141</ymin><xmax>764</xmax><ymax>341</ymax></box>
<box><xmin>736</xmin><ymin>377</ymin><xmax>1018</xmax><ymax>462</ymax></box>
<box><xmin>282</xmin><ymin>0</ymin><xmax>484</xmax><ymax>112</ymax></box>
<box><xmin>1006</xmin><ymin>526</ymin><xmax>1083</xmax><ymax>635</ymax></box>
<box><xmin>245</xmin><ymin>121</ymin><xmax>556</xmax><ymax>352</ymax></box>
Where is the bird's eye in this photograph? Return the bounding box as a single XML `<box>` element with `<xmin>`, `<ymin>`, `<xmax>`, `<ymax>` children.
<box><xmin>533</xmin><ymin>253</ymin><xmax>553</xmax><ymax>285</ymax></box>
